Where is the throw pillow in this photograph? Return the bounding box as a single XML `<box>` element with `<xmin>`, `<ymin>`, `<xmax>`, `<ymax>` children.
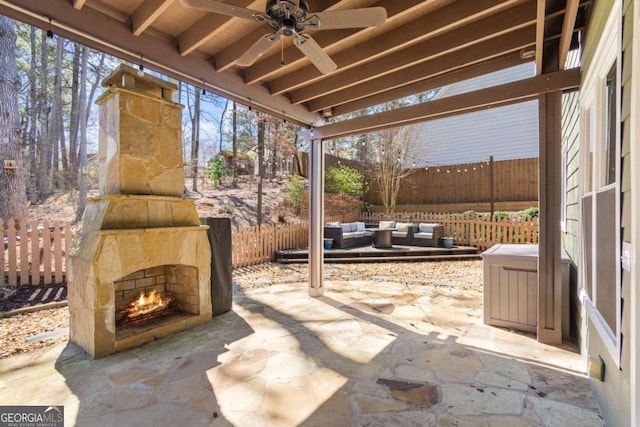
<box><xmin>356</xmin><ymin>221</ymin><xmax>366</xmax><ymax>231</ymax></box>
<box><xmin>326</xmin><ymin>222</ymin><xmax>340</xmax><ymax>227</ymax></box>
<box><xmin>396</xmin><ymin>222</ymin><xmax>409</xmax><ymax>232</ymax></box>
<box><xmin>379</xmin><ymin>220</ymin><xmax>396</xmax><ymax>230</ymax></box>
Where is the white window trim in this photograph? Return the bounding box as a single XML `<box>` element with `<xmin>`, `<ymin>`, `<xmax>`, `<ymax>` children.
<box><xmin>579</xmin><ymin>2</ymin><xmax>622</xmax><ymax>366</ymax></box>
<box><xmin>561</xmin><ymin>138</ymin><xmax>568</xmax><ymax>233</ymax></box>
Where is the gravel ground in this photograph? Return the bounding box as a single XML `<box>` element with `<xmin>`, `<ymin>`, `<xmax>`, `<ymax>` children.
<box><xmin>0</xmin><ymin>260</ymin><xmax>483</xmax><ymax>359</ymax></box>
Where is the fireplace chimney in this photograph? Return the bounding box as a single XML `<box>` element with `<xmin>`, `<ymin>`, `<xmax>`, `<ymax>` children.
<box><xmin>68</xmin><ymin>65</ymin><xmax>212</xmax><ymax>358</ymax></box>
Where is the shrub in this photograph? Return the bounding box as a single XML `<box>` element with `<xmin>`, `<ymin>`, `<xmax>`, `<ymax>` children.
<box><xmin>493</xmin><ymin>211</ymin><xmax>509</xmax><ymax>220</ymax></box>
<box><xmin>462</xmin><ymin>209</ymin><xmax>476</xmax><ymax>219</ymax></box>
<box><xmin>206</xmin><ymin>154</ymin><xmax>229</xmax><ymax>186</ymax></box>
<box><xmin>519</xmin><ymin>206</ymin><xmax>539</xmax><ymax>219</ymax></box>
<box><xmin>325</xmin><ymin>165</ymin><xmax>363</xmax><ymax>197</ymax></box>
<box><xmin>283</xmin><ymin>175</ymin><xmax>306</xmax><ymax>213</ymax></box>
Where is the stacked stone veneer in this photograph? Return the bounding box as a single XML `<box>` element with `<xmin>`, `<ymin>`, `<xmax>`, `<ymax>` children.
<box><xmin>68</xmin><ymin>64</ymin><xmax>212</xmax><ymax>358</ymax></box>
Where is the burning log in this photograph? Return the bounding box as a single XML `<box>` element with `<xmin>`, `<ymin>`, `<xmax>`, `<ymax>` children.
<box><xmin>121</xmin><ymin>290</ymin><xmax>171</xmax><ymax>319</ymax></box>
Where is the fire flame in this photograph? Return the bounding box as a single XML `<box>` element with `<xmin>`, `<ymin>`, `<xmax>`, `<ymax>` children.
<box><xmin>122</xmin><ymin>290</ymin><xmax>171</xmax><ymax>319</ymax></box>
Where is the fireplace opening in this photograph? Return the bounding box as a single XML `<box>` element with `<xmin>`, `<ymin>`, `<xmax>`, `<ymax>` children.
<box><xmin>114</xmin><ymin>264</ymin><xmax>200</xmax><ymax>342</ymax></box>
<box><xmin>118</xmin><ymin>289</ymin><xmax>178</xmax><ymax>327</ymax></box>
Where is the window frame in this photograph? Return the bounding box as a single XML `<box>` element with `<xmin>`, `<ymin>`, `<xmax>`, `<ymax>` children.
<box><xmin>578</xmin><ymin>3</ymin><xmax>622</xmax><ymax>366</ymax></box>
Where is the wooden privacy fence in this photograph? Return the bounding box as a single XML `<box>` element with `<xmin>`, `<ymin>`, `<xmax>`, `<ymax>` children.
<box><xmin>361</xmin><ymin>212</ymin><xmax>539</xmax><ymax>251</ymax></box>
<box><xmin>3</xmin><ymin>213</ymin><xmax>538</xmax><ymax>285</ymax></box>
<box><xmin>1</xmin><ymin>219</ymin><xmax>72</xmax><ymax>286</ymax></box>
<box><xmin>232</xmin><ymin>222</ymin><xmax>308</xmax><ymax>268</ymax></box>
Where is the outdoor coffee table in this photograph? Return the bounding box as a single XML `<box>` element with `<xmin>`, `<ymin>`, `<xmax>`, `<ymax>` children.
<box><xmin>370</xmin><ymin>228</ymin><xmax>396</xmax><ymax>249</ymax></box>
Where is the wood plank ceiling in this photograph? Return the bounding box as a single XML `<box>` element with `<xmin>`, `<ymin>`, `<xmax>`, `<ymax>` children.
<box><xmin>0</xmin><ymin>0</ymin><xmax>591</xmax><ymax>137</ymax></box>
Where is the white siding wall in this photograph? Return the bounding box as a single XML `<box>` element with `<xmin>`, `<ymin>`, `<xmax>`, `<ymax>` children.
<box><xmin>413</xmin><ymin>63</ymin><xmax>538</xmax><ymax>166</ymax></box>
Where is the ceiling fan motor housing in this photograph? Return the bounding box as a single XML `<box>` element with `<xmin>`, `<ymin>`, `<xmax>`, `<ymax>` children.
<box><xmin>265</xmin><ymin>0</ymin><xmax>311</xmax><ymax>35</ymax></box>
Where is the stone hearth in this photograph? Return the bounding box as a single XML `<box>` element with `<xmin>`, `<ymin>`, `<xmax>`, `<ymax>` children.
<box><xmin>68</xmin><ymin>65</ymin><xmax>211</xmax><ymax>358</ymax></box>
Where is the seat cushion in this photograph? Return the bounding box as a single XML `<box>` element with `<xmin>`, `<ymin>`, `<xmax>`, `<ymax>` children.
<box><xmin>379</xmin><ymin>220</ymin><xmax>396</xmax><ymax>230</ymax></box>
<box><xmin>419</xmin><ymin>223</ymin><xmax>439</xmax><ymax>233</ymax></box>
<box><xmin>392</xmin><ymin>231</ymin><xmax>408</xmax><ymax>237</ymax></box>
<box><xmin>415</xmin><ymin>232</ymin><xmax>434</xmax><ymax>239</ymax></box>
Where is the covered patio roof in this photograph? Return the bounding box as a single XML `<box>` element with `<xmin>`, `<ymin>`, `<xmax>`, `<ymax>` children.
<box><xmin>0</xmin><ymin>0</ymin><xmax>590</xmax><ymax>133</ymax></box>
<box><xmin>0</xmin><ymin>0</ymin><xmax>592</xmax><ymax>345</ymax></box>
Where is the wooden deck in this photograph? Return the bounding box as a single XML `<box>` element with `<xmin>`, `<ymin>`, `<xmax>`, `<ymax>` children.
<box><xmin>277</xmin><ymin>244</ymin><xmax>481</xmax><ymax>264</ymax></box>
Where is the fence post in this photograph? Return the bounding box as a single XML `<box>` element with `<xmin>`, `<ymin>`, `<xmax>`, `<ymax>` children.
<box><xmin>19</xmin><ymin>219</ymin><xmax>29</xmax><ymax>285</ymax></box>
<box><xmin>7</xmin><ymin>219</ymin><xmax>16</xmax><ymax>286</ymax></box>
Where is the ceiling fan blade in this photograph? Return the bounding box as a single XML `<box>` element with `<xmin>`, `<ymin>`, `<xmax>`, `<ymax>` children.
<box><xmin>181</xmin><ymin>0</ymin><xmax>259</xmax><ymax>21</ymax></box>
<box><xmin>313</xmin><ymin>7</ymin><xmax>387</xmax><ymax>30</ymax></box>
<box><xmin>294</xmin><ymin>34</ymin><xmax>337</xmax><ymax>74</ymax></box>
<box><xmin>236</xmin><ymin>34</ymin><xmax>280</xmax><ymax>67</ymax></box>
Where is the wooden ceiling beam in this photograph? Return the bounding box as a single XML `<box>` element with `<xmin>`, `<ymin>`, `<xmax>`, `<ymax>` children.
<box><xmin>307</xmin><ymin>26</ymin><xmax>535</xmax><ymax>113</ymax></box>
<box><xmin>177</xmin><ymin>0</ymin><xmax>258</xmax><ymax>56</ymax></box>
<box><xmin>558</xmin><ymin>0</ymin><xmax>579</xmax><ymax>68</ymax></box>
<box><xmin>132</xmin><ymin>0</ymin><xmax>175</xmax><ymax>36</ymax></box>
<box><xmin>240</xmin><ymin>0</ymin><xmax>431</xmax><ymax>80</ymax></box>
<box><xmin>73</xmin><ymin>0</ymin><xmax>86</xmax><ymax>10</ymax></box>
<box><xmin>331</xmin><ymin>53</ymin><xmax>529</xmax><ymax>117</ymax></box>
<box><xmin>264</xmin><ymin>0</ymin><xmax>519</xmax><ymax>91</ymax></box>
<box><xmin>314</xmin><ymin>67</ymin><xmax>580</xmax><ymax>140</ymax></box>
<box><xmin>535</xmin><ymin>0</ymin><xmax>546</xmax><ymax>74</ymax></box>
<box><xmin>289</xmin><ymin>2</ymin><xmax>536</xmax><ymax>105</ymax></box>
<box><xmin>0</xmin><ymin>0</ymin><xmax>320</xmax><ymax>125</ymax></box>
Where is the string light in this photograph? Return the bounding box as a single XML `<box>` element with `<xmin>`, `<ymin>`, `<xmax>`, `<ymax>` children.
<box><xmin>46</xmin><ymin>17</ymin><xmax>55</xmax><ymax>45</ymax></box>
<box><xmin>137</xmin><ymin>54</ymin><xmax>144</xmax><ymax>76</ymax></box>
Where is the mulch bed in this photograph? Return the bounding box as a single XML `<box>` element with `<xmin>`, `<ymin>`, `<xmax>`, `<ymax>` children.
<box><xmin>0</xmin><ymin>283</ymin><xmax>67</xmax><ymax>313</ymax></box>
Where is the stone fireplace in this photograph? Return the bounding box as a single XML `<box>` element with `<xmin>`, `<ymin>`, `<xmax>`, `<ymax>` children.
<box><xmin>68</xmin><ymin>65</ymin><xmax>212</xmax><ymax>358</ymax></box>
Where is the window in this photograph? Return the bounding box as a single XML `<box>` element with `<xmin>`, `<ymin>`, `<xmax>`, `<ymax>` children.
<box><xmin>579</xmin><ymin>6</ymin><xmax>621</xmax><ymax>364</ymax></box>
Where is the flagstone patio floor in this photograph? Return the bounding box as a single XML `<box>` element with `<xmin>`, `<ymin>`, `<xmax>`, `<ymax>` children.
<box><xmin>0</xmin><ymin>268</ymin><xmax>603</xmax><ymax>426</ymax></box>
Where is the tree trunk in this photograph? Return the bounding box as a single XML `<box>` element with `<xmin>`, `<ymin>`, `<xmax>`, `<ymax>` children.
<box><xmin>231</xmin><ymin>101</ymin><xmax>238</xmax><ymax>187</ymax></box>
<box><xmin>27</xmin><ymin>26</ymin><xmax>38</xmax><ymax>204</ymax></box>
<box><xmin>271</xmin><ymin>123</ymin><xmax>277</xmax><ymax>179</ymax></box>
<box><xmin>257</xmin><ymin>118</ymin><xmax>265</xmax><ymax>227</ymax></box>
<box><xmin>53</xmin><ymin>37</ymin><xmax>67</xmax><ymax>189</ymax></box>
<box><xmin>190</xmin><ymin>87</ymin><xmax>201</xmax><ymax>192</ymax></box>
<box><xmin>0</xmin><ymin>16</ymin><xmax>28</xmax><ymax>220</ymax></box>
<box><xmin>37</xmin><ymin>31</ymin><xmax>51</xmax><ymax>196</ymax></box>
<box><xmin>75</xmin><ymin>47</ymin><xmax>88</xmax><ymax>222</ymax></box>
<box><xmin>68</xmin><ymin>46</ymin><xmax>80</xmax><ymax>186</ymax></box>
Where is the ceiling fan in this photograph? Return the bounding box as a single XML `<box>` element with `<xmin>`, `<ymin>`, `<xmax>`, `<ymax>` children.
<box><xmin>182</xmin><ymin>0</ymin><xmax>387</xmax><ymax>74</ymax></box>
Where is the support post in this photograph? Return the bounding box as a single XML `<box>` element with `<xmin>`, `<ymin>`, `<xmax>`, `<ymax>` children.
<box><xmin>309</xmin><ymin>137</ymin><xmax>324</xmax><ymax>297</ymax></box>
<box><xmin>537</xmin><ymin>91</ymin><xmax>563</xmax><ymax>344</ymax></box>
<box><xmin>489</xmin><ymin>155</ymin><xmax>495</xmax><ymax>217</ymax></box>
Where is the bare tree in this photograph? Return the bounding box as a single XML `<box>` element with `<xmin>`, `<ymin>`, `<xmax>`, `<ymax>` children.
<box><xmin>52</xmin><ymin>36</ymin><xmax>67</xmax><ymax>188</ymax></box>
<box><xmin>0</xmin><ymin>16</ymin><xmax>28</xmax><ymax>220</ymax></box>
<box><xmin>369</xmin><ymin>125</ymin><xmax>423</xmax><ymax>216</ymax></box>
<box><xmin>257</xmin><ymin>117</ymin><xmax>265</xmax><ymax>226</ymax></box>
<box><xmin>27</xmin><ymin>26</ymin><xmax>38</xmax><ymax>203</ymax></box>
<box><xmin>37</xmin><ymin>31</ymin><xmax>53</xmax><ymax>196</ymax></box>
<box><xmin>190</xmin><ymin>86</ymin><xmax>201</xmax><ymax>192</ymax></box>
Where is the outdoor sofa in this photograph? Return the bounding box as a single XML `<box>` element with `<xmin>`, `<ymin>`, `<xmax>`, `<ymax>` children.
<box><xmin>324</xmin><ymin>220</ymin><xmax>439</xmax><ymax>248</ymax></box>
<box><xmin>324</xmin><ymin>221</ymin><xmax>372</xmax><ymax>248</ymax></box>
<box><xmin>413</xmin><ymin>223</ymin><xmax>445</xmax><ymax>247</ymax></box>
<box><xmin>377</xmin><ymin>220</ymin><xmax>418</xmax><ymax>246</ymax></box>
